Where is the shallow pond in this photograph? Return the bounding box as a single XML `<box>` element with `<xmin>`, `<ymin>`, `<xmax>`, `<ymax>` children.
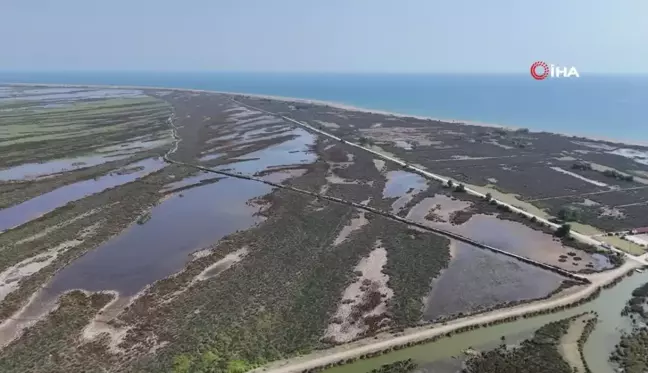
<box><xmin>0</xmin><ymin>154</ymin><xmax>130</xmax><ymax>181</ymax></box>
<box><xmin>40</xmin><ymin>177</ymin><xmax>271</xmax><ymax>297</ymax></box>
<box><xmin>0</xmin><ymin>158</ymin><xmax>166</xmax><ymax>232</ymax></box>
<box><xmin>423</xmin><ymin>241</ymin><xmax>564</xmax><ymax>321</ymax></box>
<box><xmin>383</xmin><ymin>171</ymin><xmax>428</xmax><ymax>212</ymax></box>
<box><xmin>221</xmin><ymin>128</ymin><xmax>316</xmax><ymax>174</ymax></box>
<box><xmin>407</xmin><ymin>195</ymin><xmax>612</xmax><ymax>271</ymax></box>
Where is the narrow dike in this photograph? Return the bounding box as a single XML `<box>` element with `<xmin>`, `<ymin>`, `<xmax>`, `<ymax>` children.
<box><xmin>163</xmin><ymin>107</ymin><xmax>589</xmax><ymax>285</ymax></box>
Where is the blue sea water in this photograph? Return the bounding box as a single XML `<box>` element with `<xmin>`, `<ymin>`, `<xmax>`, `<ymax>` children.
<box><xmin>1</xmin><ymin>71</ymin><xmax>647</xmax><ymax>143</ymax></box>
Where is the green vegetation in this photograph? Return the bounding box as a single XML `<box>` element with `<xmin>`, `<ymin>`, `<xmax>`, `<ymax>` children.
<box><xmin>610</xmin><ymin>329</ymin><xmax>648</xmax><ymax>373</ymax></box>
<box><xmin>577</xmin><ymin>316</ymin><xmax>598</xmax><ymax>373</ymax></box>
<box><xmin>115</xmin><ymin>176</ymin><xmax>450</xmax><ymax>372</ymax></box>
<box><xmin>557</xmin><ymin>207</ymin><xmax>581</xmax><ymax>222</ymax></box>
<box><xmin>571</xmin><ymin>162</ymin><xmax>634</xmax><ymax>182</ymax></box>
<box><xmin>555</xmin><ymin>224</ymin><xmax>572</xmax><ymax>238</ymax></box>
<box><xmin>0</xmin><ymin>94</ymin><xmax>171</xmax><ymax>168</ymax></box>
<box><xmin>571</xmin><ymin>162</ymin><xmax>592</xmax><ymax>171</ymax></box>
<box><xmin>382</xmin><ymin>226</ymin><xmax>450</xmax><ymax>326</ymax></box>
<box><xmin>359</xmin><ymin>136</ymin><xmax>375</xmax><ymax>146</ymax></box>
<box><xmin>612</xmin><ymin>281</ymin><xmax>648</xmax><ymax>373</ymax></box>
<box><xmin>602</xmin><ymin>169</ymin><xmax>634</xmax><ymax>182</ymax></box>
<box><xmin>0</xmin><ymin>291</ymin><xmax>116</xmax><ymax>373</ymax></box>
<box><xmin>463</xmin><ymin>318</ymin><xmax>574</xmax><ymax>373</ymax></box>
<box><xmin>367</xmin><ymin>359</ymin><xmax>417</xmax><ymax>373</ymax></box>
<box><xmin>621</xmin><ymin>281</ymin><xmax>648</xmax><ymax>318</ymax></box>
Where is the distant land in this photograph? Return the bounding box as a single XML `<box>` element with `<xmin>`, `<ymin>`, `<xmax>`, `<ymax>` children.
<box><xmin>1</xmin><ymin>71</ymin><xmax>648</xmax><ymax>143</ymax></box>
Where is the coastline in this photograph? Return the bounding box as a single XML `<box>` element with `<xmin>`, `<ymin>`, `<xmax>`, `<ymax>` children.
<box><xmin>3</xmin><ymin>82</ymin><xmax>648</xmax><ymax>148</ymax></box>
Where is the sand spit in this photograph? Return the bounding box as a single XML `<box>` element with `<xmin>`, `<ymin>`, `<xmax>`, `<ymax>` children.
<box><xmin>373</xmin><ymin>159</ymin><xmax>386</xmax><ymax>172</ymax></box>
<box><xmin>0</xmin><ymin>222</ymin><xmax>100</xmax><ymax>303</ymax></box>
<box><xmin>0</xmin><ymin>292</ymin><xmax>61</xmax><ymax>347</ymax></box>
<box><xmin>333</xmin><ymin>210</ymin><xmax>369</xmax><ymax>246</ymax></box>
<box><xmin>195</xmin><ymin>247</ymin><xmax>249</xmax><ymax>282</ymax></box>
<box><xmin>559</xmin><ymin>313</ymin><xmax>595</xmax><ymax>372</ymax></box>
<box><xmin>323</xmin><ymin>242</ymin><xmax>394</xmax><ymax>343</ymax></box>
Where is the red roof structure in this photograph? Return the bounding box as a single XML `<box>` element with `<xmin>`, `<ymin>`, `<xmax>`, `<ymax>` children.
<box><xmin>633</xmin><ymin>227</ymin><xmax>648</xmax><ymax>234</ymax></box>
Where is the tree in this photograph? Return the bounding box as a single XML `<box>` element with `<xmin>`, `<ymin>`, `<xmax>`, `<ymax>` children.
<box><xmin>446</xmin><ymin>180</ymin><xmax>454</xmax><ymax>188</ymax></box>
<box><xmin>172</xmin><ymin>354</ymin><xmax>193</xmax><ymax>373</ymax></box>
<box><xmin>227</xmin><ymin>360</ymin><xmax>253</xmax><ymax>373</ymax></box>
<box><xmin>455</xmin><ymin>183</ymin><xmax>466</xmax><ymax>193</ymax></box>
<box><xmin>557</xmin><ymin>207</ymin><xmax>580</xmax><ymax>222</ymax></box>
<box><xmin>555</xmin><ymin>223</ymin><xmax>572</xmax><ymax>238</ymax></box>
<box><xmin>485</xmin><ymin>192</ymin><xmax>492</xmax><ymax>201</ymax></box>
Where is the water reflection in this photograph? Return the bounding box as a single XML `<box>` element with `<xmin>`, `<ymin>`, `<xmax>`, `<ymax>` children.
<box><xmin>424</xmin><ymin>241</ymin><xmax>564</xmax><ymax>321</ymax></box>
<box><xmin>42</xmin><ymin>177</ymin><xmax>270</xmax><ymax>297</ymax></box>
<box><xmin>0</xmin><ymin>158</ymin><xmax>166</xmax><ymax>232</ymax></box>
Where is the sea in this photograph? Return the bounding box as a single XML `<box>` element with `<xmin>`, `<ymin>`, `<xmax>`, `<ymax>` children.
<box><xmin>1</xmin><ymin>72</ymin><xmax>647</xmax><ymax>144</ymax></box>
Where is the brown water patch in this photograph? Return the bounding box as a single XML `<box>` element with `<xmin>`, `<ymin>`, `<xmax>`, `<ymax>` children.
<box><xmin>407</xmin><ymin>195</ymin><xmax>472</xmax><ymax>223</ymax></box>
<box><xmin>407</xmin><ymin>196</ymin><xmax>612</xmax><ymax>271</ymax></box>
<box><xmin>423</xmin><ymin>241</ymin><xmax>564</xmax><ymax>321</ymax></box>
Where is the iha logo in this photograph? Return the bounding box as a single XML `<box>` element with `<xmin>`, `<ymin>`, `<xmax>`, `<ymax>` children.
<box><xmin>530</xmin><ymin>61</ymin><xmax>580</xmax><ymax>80</ymax></box>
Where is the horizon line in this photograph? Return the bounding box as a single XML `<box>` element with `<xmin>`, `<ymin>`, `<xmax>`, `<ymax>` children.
<box><xmin>1</xmin><ymin>70</ymin><xmax>647</xmax><ymax>76</ymax></box>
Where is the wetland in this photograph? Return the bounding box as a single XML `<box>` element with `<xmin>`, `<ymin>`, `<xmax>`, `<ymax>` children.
<box><xmin>0</xmin><ymin>85</ymin><xmax>645</xmax><ymax>373</ymax></box>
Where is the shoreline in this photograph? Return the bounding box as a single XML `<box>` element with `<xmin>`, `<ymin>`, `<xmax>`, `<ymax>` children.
<box><xmin>3</xmin><ymin>82</ymin><xmax>648</xmax><ymax>148</ymax></box>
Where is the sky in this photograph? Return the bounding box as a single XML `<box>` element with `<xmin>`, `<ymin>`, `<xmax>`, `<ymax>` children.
<box><xmin>1</xmin><ymin>0</ymin><xmax>647</xmax><ymax>74</ymax></box>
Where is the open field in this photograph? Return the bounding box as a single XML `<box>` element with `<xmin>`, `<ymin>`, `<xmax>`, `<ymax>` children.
<box><xmin>0</xmin><ymin>85</ymin><xmax>643</xmax><ymax>373</ymax></box>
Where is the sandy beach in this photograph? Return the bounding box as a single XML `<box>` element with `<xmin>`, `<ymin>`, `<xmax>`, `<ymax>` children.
<box><xmin>3</xmin><ymin>82</ymin><xmax>648</xmax><ymax>148</ymax></box>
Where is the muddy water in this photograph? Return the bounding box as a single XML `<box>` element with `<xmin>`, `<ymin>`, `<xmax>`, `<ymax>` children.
<box><xmin>40</xmin><ymin>177</ymin><xmax>270</xmax><ymax>297</ymax></box>
<box><xmin>383</xmin><ymin>171</ymin><xmax>427</xmax><ymax>212</ymax></box>
<box><xmin>324</xmin><ymin>271</ymin><xmax>648</xmax><ymax>373</ymax></box>
<box><xmin>0</xmin><ymin>154</ymin><xmax>130</xmax><ymax>181</ymax></box>
<box><xmin>407</xmin><ymin>195</ymin><xmax>612</xmax><ymax>271</ymax></box>
<box><xmin>453</xmin><ymin>216</ymin><xmax>612</xmax><ymax>271</ymax></box>
<box><xmin>423</xmin><ymin>241</ymin><xmax>564</xmax><ymax>321</ymax></box>
<box><xmin>221</xmin><ymin>128</ymin><xmax>316</xmax><ymax>174</ymax></box>
<box><xmin>0</xmin><ymin>158</ymin><xmax>166</xmax><ymax>232</ymax></box>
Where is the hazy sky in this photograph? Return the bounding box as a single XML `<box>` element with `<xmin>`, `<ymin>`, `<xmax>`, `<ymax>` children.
<box><xmin>1</xmin><ymin>0</ymin><xmax>646</xmax><ymax>73</ymax></box>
